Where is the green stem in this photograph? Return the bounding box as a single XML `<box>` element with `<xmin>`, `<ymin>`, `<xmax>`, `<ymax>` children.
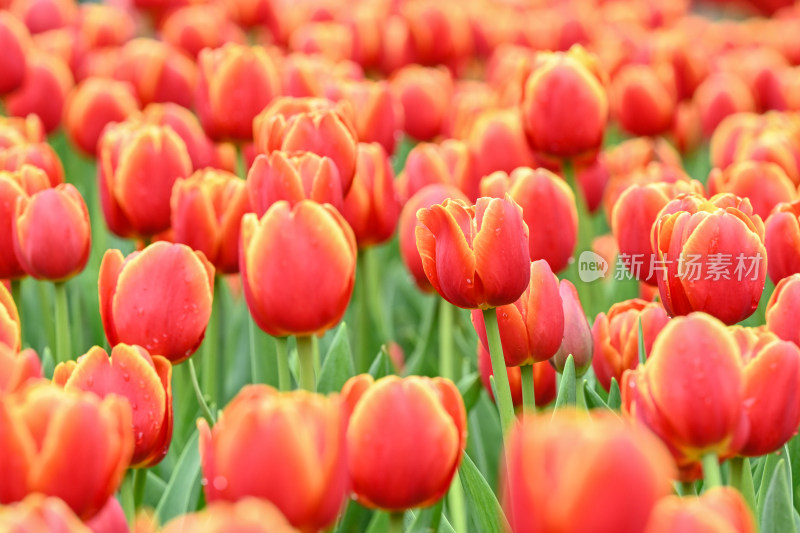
<box><xmin>729</xmin><ymin>456</ymin><xmax>756</xmax><ymax>511</ymax></box>
<box><xmin>296</xmin><ymin>336</ymin><xmax>316</xmax><ymax>391</ymax></box>
<box><xmin>439</xmin><ymin>299</ymin><xmax>454</xmax><ymax>381</ymax></box>
<box><xmin>701</xmin><ymin>452</ymin><xmax>722</xmax><ymax>490</ymax></box>
<box><xmin>120</xmin><ymin>470</ymin><xmax>135</xmax><ymax>525</ymax></box>
<box><xmin>448</xmin><ymin>470</ymin><xmax>467</xmax><ymax>533</ymax></box>
<box><xmin>202</xmin><ymin>287</ymin><xmax>219</xmax><ymax>408</ymax></box>
<box><xmin>274</xmin><ymin>336</ymin><xmax>291</xmax><ymax>391</ymax></box>
<box><xmin>54</xmin><ymin>282</ymin><xmax>71</xmax><ymax>364</ymax></box>
<box><xmin>38</xmin><ymin>282</ymin><xmax>54</xmax><ymax>352</ymax></box>
<box><xmin>365</xmin><ymin>246</ymin><xmax>391</xmax><ymax>340</ymax></box>
<box><xmin>389</xmin><ymin>512</ymin><xmax>404</xmax><ymax>533</ymax></box>
<box><xmin>248</xmin><ymin>315</ymin><xmax>260</xmax><ymax>384</ymax></box>
<box><xmin>680</xmin><ymin>481</ymin><xmax>696</xmax><ymax>497</ymax></box>
<box><xmin>521</xmin><ymin>364</ymin><xmax>536</xmax><ymax>410</ymax></box>
<box><xmin>10</xmin><ymin>279</ymin><xmax>21</xmax><ymax>317</ymax></box>
<box><xmin>563</xmin><ymin>158</ymin><xmax>596</xmax><ymax>316</ymax></box>
<box><xmin>214</xmin><ymin>280</ymin><xmax>226</xmax><ymax>403</ymax></box>
<box><xmin>355</xmin><ymin>252</ymin><xmax>370</xmax><ymax>373</ymax></box>
<box><xmin>188</xmin><ymin>358</ymin><xmax>216</xmax><ymax>424</ymax></box>
<box><xmin>482</xmin><ymin>308</ymin><xmax>516</xmax><ymax>435</ymax></box>
<box><xmin>132</xmin><ymin>468</ymin><xmax>147</xmax><ymax>509</ymax></box>
<box><xmin>235</xmin><ymin>144</ymin><xmax>248</xmax><ymax>179</ymax></box>
<box><xmin>576</xmin><ymin>378</ymin><xmax>586</xmax><ymax>410</ymax></box>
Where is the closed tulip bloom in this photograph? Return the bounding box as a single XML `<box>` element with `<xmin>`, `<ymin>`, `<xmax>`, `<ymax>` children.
<box><xmin>737</xmin><ymin>131</ymin><xmax>800</xmax><ymax>186</ymax></box>
<box><xmin>694</xmin><ymin>73</ymin><xmax>756</xmax><ymax>138</ymax></box>
<box><xmin>98</xmin><ymin>121</ymin><xmax>192</xmax><ymax>239</ymax></box>
<box><xmin>416</xmin><ymin>196</ymin><xmax>530</xmax><ymax>309</ymax></box>
<box><xmin>503</xmin><ymin>410</ymin><xmax>675</xmax><ymax>533</ymax></box>
<box><xmin>398</xmin><ymin>184</ymin><xmax>468</xmax><ymax>292</ymax></box>
<box><xmin>0</xmin><ymin>12</ymin><xmax>32</xmax><ymax>95</ymax></box>
<box><xmin>160</xmin><ymin>5</ymin><xmax>245</xmax><ymax>59</ymax></box>
<box><xmin>552</xmin><ymin>279</ymin><xmax>593</xmax><ymax>376</ymax></box>
<box><xmin>113</xmin><ymin>39</ymin><xmax>196</xmax><ymax>109</ymax></box>
<box><xmin>4</xmin><ymin>53</ymin><xmax>73</xmax><ymax>134</ymax></box>
<box><xmin>708</xmin><ymin>161</ymin><xmax>796</xmax><ymax>220</ymax></box>
<box><xmin>467</xmin><ymin>108</ymin><xmax>535</xmax><ymax>182</ymax></box>
<box><xmin>611</xmin><ymin>180</ymin><xmax>705</xmax><ymax>285</ymax></box>
<box><xmin>0</xmin><ymin>495</ymin><xmax>92</xmax><ymax>533</ymax></box>
<box><xmin>53</xmin><ymin>344</ymin><xmax>173</xmax><ymax>468</ymax></box>
<box><xmin>198</xmin><ymin>385</ymin><xmax>348</xmax><ymax>532</ymax></box>
<box><xmin>521</xmin><ymin>45</ymin><xmax>608</xmax><ymax>160</ymax></box>
<box><xmin>163</xmin><ymin>499</ymin><xmax>299</xmax><ymax>533</ymax></box>
<box><xmin>0</xmin><ymin>282</ymin><xmax>21</xmax><ymax>351</ymax></box>
<box><xmin>289</xmin><ymin>21</ymin><xmax>353</xmax><ymax>63</ymax></box>
<box><xmin>0</xmin><ymin>347</ymin><xmax>41</xmax><ymax>393</ymax></box>
<box><xmin>84</xmin><ymin>498</ymin><xmax>128</xmax><ymax>533</ymax></box>
<box><xmin>11</xmin><ymin>0</ymin><xmax>76</xmax><ymax>34</ymax></box>
<box><xmin>477</xmin><ymin>343</ymin><xmax>556</xmax><ymax>408</ymax></box>
<box><xmin>344</xmin><ymin>374</ymin><xmax>466</xmax><ymax>511</ymax></box>
<box><xmin>0</xmin><ymin>165</ymin><xmax>50</xmax><ymax>280</ymax></box>
<box><xmin>0</xmin><ymin>114</ymin><xmax>44</xmax><ymax>147</ymax></box>
<box><xmin>76</xmin><ymin>3</ymin><xmax>135</xmax><ymax>49</ymax></box>
<box><xmin>98</xmin><ymin>242</ymin><xmax>214</xmax><ymax>364</ymax></box>
<box><xmin>611</xmin><ymin>63</ymin><xmax>677</xmax><ymax>137</ymax></box>
<box><xmin>0</xmin><ymin>141</ymin><xmax>65</xmax><ymax>187</ymax></box>
<box><xmin>401</xmin><ymin>0</ymin><xmax>472</xmax><ymax>69</ymax></box>
<box><xmin>622</xmin><ymin>313</ymin><xmax>748</xmax><ymax>470</ymax></box>
<box><xmin>471</xmin><ymin>260</ymin><xmax>564</xmax><ymax>366</ymax></box>
<box><xmin>481</xmin><ymin>167</ymin><xmax>577</xmax><ymax>274</ymax></box>
<box><xmin>253</xmin><ymin>97</ymin><xmax>359</xmax><ymax>191</ymax></box>
<box><xmin>390</xmin><ymin>65</ymin><xmax>452</xmax><ymax>142</ymax></box>
<box><xmin>398</xmin><ymin>140</ymin><xmax>479</xmax><ymax>202</ymax></box>
<box><xmin>240</xmin><ymin>200</ymin><xmax>356</xmax><ymax>337</ymax></box>
<box><xmin>652</xmin><ymin>193</ymin><xmax>767</xmax><ymax>325</ymax></box>
<box><xmin>63</xmin><ymin>78</ymin><xmax>139</xmax><ymax>156</ymax></box>
<box><xmin>247</xmin><ymin>151</ymin><xmax>344</xmax><ymax>215</ymax></box>
<box><xmin>644</xmin><ymin>487</ymin><xmax>756</xmax><ymax>533</ymax></box>
<box><xmin>766</xmin><ymin>200</ymin><xmax>800</xmax><ymax>284</ymax></box>
<box><xmin>340</xmin><ymin>143</ymin><xmax>400</xmax><ymax>248</ymax></box>
<box><xmin>592</xmin><ymin>299</ymin><xmax>670</xmax><ymax>392</ymax></box>
<box><xmin>13</xmin><ymin>184</ymin><xmax>90</xmax><ymax>281</ymax></box>
<box><xmin>730</xmin><ymin>326</ymin><xmax>800</xmax><ymax>456</ymax></box>
<box><xmin>196</xmin><ymin>43</ymin><xmax>281</xmax><ymax>142</ymax></box>
<box><xmin>603</xmin><ymin>159</ymin><xmax>692</xmax><ymax>223</ymax></box>
<box><xmin>0</xmin><ymin>383</ymin><xmax>133</xmax><ymax>519</ymax></box>
<box><xmin>766</xmin><ymin>273</ymin><xmax>800</xmax><ymax>348</ymax></box>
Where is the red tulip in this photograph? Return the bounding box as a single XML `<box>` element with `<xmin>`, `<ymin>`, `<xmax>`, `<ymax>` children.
<box><xmin>0</xmin><ymin>165</ymin><xmax>50</xmax><ymax>280</ymax></box>
<box><xmin>708</xmin><ymin>161</ymin><xmax>796</xmax><ymax>220</ymax></box>
<box><xmin>98</xmin><ymin>242</ymin><xmax>214</xmax><ymax>364</ymax></box>
<box><xmin>0</xmin><ymin>115</ymin><xmax>44</xmax><ymax>148</ymax></box>
<box><xmin>644</xmin><ymin>487</ymin><xmax>755</xmax><ymax>533</ymax></box>
<box><xmin>610</xmin><ymin>63</ymin><xmax>677</xmax><ymax>137</ymax></box>
<box><xmin>0</xmin><ymin>280</ymin><xmax>21</xmax><ymax>351</ymax></box>
<box><xmin>401</xmin><ymin>0</ymin><xmax>472</xmax><ymax>69</ymax></box>
<box><xmin>114</xmin><ymin>39</ymin><xmax>197</xmax><ymax>109</ymax></box>
<box><xmin>0</xmin><ymin>347</ymin><xmax>41</xmax><ymax>394</ymax></box>
<box><xmin>75</xmin><ymin>3</ymin><xmax>135</xmax><ymax>50</ymax></box>
<box><xmin>0</xmin><ymin>141</ymin><xmax>65</xmax><ymax>187</ymax></box>
<box><xmin>3</xmin><ymin>52</ymin><xmax>74</xmax><ymax>134</ymax></box>
<box><xmin>467</xmin><ymin>108</ymin><xmax>535</xmax><ymax>181</ymax></box>
<box><xmin>477</xmin><ymin>343</ymin><xmax>556</xmax><ymax>408</ymax></box>
<box><xmin>0</xmin><ymin>495</ymin><xmax>92</xmax><ymax>533</ymax></box>
<box><xmin>160</xmin><ymin>5</ymin><xmax>245</xmax><ymax>59</ymax></box>
<box><xmin>552</xmin><ymin>279</ymin><xmax>593</xmax><ymax>376</ymax></box>
<box><xmin>694</xmin><ymin>73</ymin><xmax>756</xmax><ymax>138</ymax></box>
<box><xmin>765</xmin><ymin>200</ymin><xmax>800</xmax><ymax>284</ymax></box>
<box><xmin>0</xmin><ymin>13</ymin><xmax>32</xmax><ymax>95</ymax></box>
<box><xmin>163</xmin><ymin>499</ymin><xmax>298</xmax><ymax>533</ymax></box>
<box><xmin>390</xmin><ymin>65</ymin><xmax>452</xmax><ymax>141</ymax></box>
<box><xmin>766</xmin><ymin>273</ymin><xmax>800</xmax><ymax>348</ymax></box>
<box><xmin>289</xmin><ymin>21</ymin><xmax>353</xmax><ymax>63</ymax></box>
<box><xmin>11</xmin><ymin>0</ymin><xmax>76</xmax><ymax>34</ymax></box>
<box><xmin>398</xmin><ymin>140</ymin><xmax>479</xmax><ymax>202</ymax></box>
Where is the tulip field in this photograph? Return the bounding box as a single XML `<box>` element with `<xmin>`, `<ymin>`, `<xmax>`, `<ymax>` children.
<box><xmin>5</xmin><ymin>0</ymin><xmax>800</xmax><ymax>531</ymax></box>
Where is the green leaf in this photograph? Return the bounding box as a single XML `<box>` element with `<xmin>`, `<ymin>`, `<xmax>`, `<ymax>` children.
<box><xmin>459</xmin><ymin>452</ymin><xmax>510</xmax><ymax>533</ymax></box>
<box><xmin>457</xmin><ymin>372</ymin><xmax>482</xmax><ymax>413</ymax></box>
<box><xmin>333</xmin><ymin>500</ymin><xmax>373</xmax><ymax>533</ymax></box>
<box><xmin>317</xmin><ymin>323</ymin><xmax>355</xmax><ymax>394</ymax></box>
<box><xmin>156</xmin><ymin>429</ymin><xmax>202</xmax><ymax>524</ymax></box>
<box><xmin>637</xmin><ymin>317</ymin><xmax>646</xmax><ymax>366</ymax></box>
<box><xmin>760</xmin><ymin>459</ymin><xmax>798</xmax><ymax>533</ymax></box>
<box><xmin>406</xmin><ymin>498</ymin><xmax>444</xmax><ymax>533</ymax></box>
<box><xmin>582</xmin><ymin>380</ymin><xmax>611</xmax><ymax>412</ymax></box>
<box><xmin>364</xmin><ymin>511</ymin><xmax>390</xmax><ymax>533</ymax></box>
<box><xmin>607</xmin><ymin>378</ymin><xmax>621</xmax><ymax>410</ymax></box>
<box><xmin>553</xmin><ymin>355</ymin><xmax>576</xmax><ymax>410</ymax></box>
<box><xmin>759</xmin><ymin>452</ymin><xmax>784</xmax><ymax>516</ymax></box>
<box><xmin>368</xmin><ymin>346</ymin><xmax>392</xmax><ymax>379</ymax></box>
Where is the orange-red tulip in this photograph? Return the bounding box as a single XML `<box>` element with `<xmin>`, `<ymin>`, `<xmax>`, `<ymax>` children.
<box><xmin>114</xmin><ymin>39</ymin><xmax>196</xmax><ymax>109</ymax></box>
<box><xmin>398</xmin><ymin>184</ymin><xmax>468</xmax><ymax>292</ymax></box>
<box><xmin>520</xmin><ymin>46</ymin><xmax>608</xmax><ymax>160</ymax></box>
<box><xmin>84</xmin><ymin>497</ymin><xmax>128</xmax><ymax>533</ymax></box>
<box><xmin>54</xmin><ymin>344</ymin><xmax>173</xmax><ymax>468</ymax></box>
<box><xmin>552</xmin><ymin>279</ymin><xmax>593</xmax><ymax>375</ymax></box>
<box><xmin>0</xmin><ymin>12</ymin><xmax>32</xmax><ymax>95</ymax></box>
<box><xmin>467</xmin><ymin>108</ymin><xmax>535</xmax><ymax>182</ymax></box>
<box><xmin>471</xmin><ymin>260</ymin><xmax>563</xmax><ymax>366</ymax></box>
<box><xmin>344</xmin><ymin>374</ymin><xmax>466</xmax><ymax>511</ymax></box>
<box><xmin>652</xmin><ymin>193</ymin><xmax>767</xmax><ymax>325</ymax></box>
<box><xmin>0</xmin><ymin>114</ymin><xmax>44</xmax><ymax>148</ymax></box>
<box><xmin>0</xmin><ymin>283</ymin><xmax>21</xmax><ymax>351</ymax></box>
<box><xmin>11</xmin><ymin>0</ymin><xmax>76</xmax><ymax>34</ymax></box>
<box><xmin>766</xmin><ymin>273</ymin><xmax>800</xmax><ymax>348</ymax></box>
<box><xmin>12</xmin><ymin>184</ymin><xmax>90</xmax><ymax>281</ymax></box>
<box><xmin>289</xmin><ymin>21</ymin><xmax>353</xmax><ymax>63</ymax></box>
<box><xmin>765</xmin><ymin>200</ymin><xmax>800</xmax><ymax>284</ymax></box>
<box><xmin>0</xmin><ymin>141</ymin><xmax>65</xmax><ymax>187</ymax></box>
<box><xmin>401</xmin><ymin>0</ymin><xmax>472</xmax><ymax>69</ymax></box>
<box><xmin>0</xmin><ymin>165</ymin><xmax>50</xmax><ymax>280</ymax></box>
<box><xmin>623</xmin><ymin>313</ymin><xmax>748</xmax><ymax>472</ymax></box>
<box><xmin>480</xmin><ymin>167</ymin><xmax>577</xmax><ymax>274</ymax></box>
<box><xmin>708</xmin><ymin>161</ymin><xmax>796</xmax><ymax>220</ymax></box>
<box><xmin>198</xmin><ymin>385</ymin><xmax>348</xmax><ymax>532</ymax></box>
<box><xmin>592</xmin><ymin>299</ymin><xmax>670</xmax><ymax>392</ymax></box>
<box><xmin>63</xmin><ymin>77</ymin><xmax>140</xmax><ymax>156</ymax></box>
<box><xmin>644</xmin><ymin>487</ymin><xmax>755</xmax><ymax>533</ymax></box>
<box><xmin>390</xmin><ymin>65</ymin><xmax>452</xmax><ymax>141</ymax></box>
<box><xmin>398</xmin><ymin>140</ymin><xmax>479</xmax><ymax>202</ymax></box>
<box><xmin>240</xmin><ymin>200</ymin><xmax>356</xmax><ymax>337</ymax></box>
<box><xmin>76</xmin><ymin>3</ymin><xmax>135</xmax><ymax>50</ymax></box>
<box><xmin>98</xmin><ymin>242</ymin><xmax>214</xmax><ymax>363</ymax></box>
<box><xmin>340</xmin><ymin>143</ymin><xmax>400</xmax><ymax>248</ymax></box>
<box><xmin>196</xmin><ymin>43</ymin><xmax>281</xmax><ymax>142</ymax></box>
<box><xmin>694</xmin><ymin>73</ymin><xmax>756</xmax><ymax>138</ymax></box>
<box><xmin>98</xmin><ymin>120</ymin><xmax>192</xmax><ymax>238</ymax></box>
<box><xmin>416</xmin><ymin>196</ymin><xmax>530</xmax><ymax>309</ymax></box>
<box><xmin>477</xmin><ymin>343</ymin><xmax>556</xmax><ymax>408</ymax></box>
<box><xmin>0</xmin><ymin>347</ymin><xmax>41</xmax><ymax>393</ymax></box>
<box><xmin>172</xmin><ymin>169</ymin><xmax>251</xmax><ymax>274</ymax></box>
<box><xmin>253</xmin><ymin>97</ymin><xmax>359</xmax><ymax>191</ymax></box>
<box><xmin>0</xmin><ymin>383</ymin><xmax>133</xmax><ymax>519</ymax></box>
<box><xmin>4</xmin><ymin>52</ymin><xmax>73</xmax><ymax>134</ymax></box>
<box><xmin>0</xmin><ymin>494</ymin><xmax>92</xmax><ymax>533</ymax></box>
<box><xmin>163</xmin><ymin>499</ymin><xmax>298</xmax><ymax>533</ymax></box>
<box><xmin>247</xmin><ymin>151</ymin><xmax>344</xmax><ymax>215</ymax></box>
<box><xmin>160</xmin><ymin>5</ymin><xmax>245</xmax><ymax>59</ymax></box>
<box><xmin>611</xmin><ymin>63</ymin><xmax>677</xmax><ymax>137</ymax></box>
<box><xmin>503</xmin><ymin>410</ymin><xmax>674</xmax><ymax>533</ymax></box>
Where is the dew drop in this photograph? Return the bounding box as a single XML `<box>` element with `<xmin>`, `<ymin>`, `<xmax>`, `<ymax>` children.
<box><xmin>122</xmin><ymin>372</ymin><xmax>130</xmax><ymax>382</ymax></box>
<box><xmin>212</xmin><ymin>476</ymin><xmax>228</xmax><ymax>491</ymax></box>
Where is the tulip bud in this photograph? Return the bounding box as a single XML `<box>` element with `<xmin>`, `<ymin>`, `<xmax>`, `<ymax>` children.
<box><xmin>592</xmin><ymin>299</ymin><xmax>670</xmax><ymax>392</ymax></box>
<box><xmin>644</xmin><ymin>487</ymin><xmax>756</xmax><ymax>533</ymax></box>
<box><xmin>11</xmin><ymin>0</ymin><xmax>76</xmax><ymax>34</ymax></box>
<box><xmin>652</xmin><ymin>193</ymin><xmax>767</xmax><ymax>325</ymax></box>
<box><xmin>163</xmin><ymin>499</ymin><xmax>298</xmax><ymax>533</ymax></box>
<box><xmin>172</xmin><ymin>169</ymin><xmax>251</xmax><ymax>274</ymax></box>
<box><xmin>0</xmin><ymin>12</ymin><xmax>32</xmax><ymax>95</ymax></box>
<box><xmin>0</xmin><ymin>383</ymin><xmax>133</xmax><ymax>519</ymax></box>
<box><xmin>467</xmin><ymin>108</ymin><xmax>535</xmax><ymax>181</ymax></box>
<box><xmin>76</xmin><ymin>3</ymin><xmax>135</xmax><ymax>49</ymax></box>
<box><xmin>471</xmin><ymin>260</ymin><xmax>564</xmax><ymax>366</ymax></box>
<box><xmin>141</xmin><ymin>103</ymin><xmax>225</xmax><ymax>173</ymax></box>
<box><xmin>398</xmin><ymin>140</ymin><xmax>478</xmax><ymax>202</ymax></box>
<box><xmin>694</xmin><ymin>73</ymin><xmax>756</xmax><ymax>138</ymax></box>
<box><xmin>738</xmin><ymin>131</ymin><xmax>800</xmax><ymax>186</ymax></box>
<box><xmin>54</xmin><ymin>344</ymin><xmax>173</xmax><ymax>468</ymax></box>
<box><xmin>0</xmin><ymin>141</ymin><xmax>65</xmax><ymax>187</ymax></box>
<box><xmin>480</xmin><ymin>167</ymin><xmax>577</xmax><ymax>274</ymax></box>
<box><xmin>503</xmin><ymin>410</ymin><xmax>675</xmax><ymax>533</ymax></box>
<box><xmin>390</xmin><ymin>65</ymin><xmax>452</xmax><ymax>141</ymax></box>
<box><xmin>114</xmin><ymin>39</ymin><xmax>196</xmax><ymax>109</ymax></box>
<box><xmin>240</xmin><ymin>201</ymin><xmax>356</xmax><ymax>337</ymax></box>
<box><xmin>0</xmin><ymin>165</ymin><xmax>51</xmax><ymax>280</ymax></box>
<box><xmin>289</xmin><ymin>21</ymin><xmax>353</xmax><ymax>63</ymax></box>
<box><xmin>344</xmin><ymin>374</ymin><xmax>466</xmax><ymax>511</ymax></box>
<box><xmin>416</xmin><ymin>196</ymin><xmax>530</xmax><ymax>309</ymax></box>
<box><xmin>196</xmin><ymin>43</ymin><xmax>282</xmax><ymax>142</ymax></box>
<box><xmin>98</xmin><ymin>242</ymin><xmax>214</xmax><ymax>364</ymax></box>
<box><xmin>401</xmin><ymin>0</ymin><xmax>472</xmax><ymax>69</ymax></box>
<box><xmin>253</xmin><ymin>97</ymin><xmax>359</xmax><ymax>191</ymax></box>
<box><xmin>610</xmin><ymin>63</ymin><xmax>677</xmax><ymax>137</ymax></box>
<box><xmin>0</xmin><ymin>115</ymin><xmax>44</xmax><ymax>148</ymax></box>
<box><xmin>477</xmin><ymin>343</ymin><xmax>556</xmax><ymax>408</ymax></box>
<box><xmin>12</xmin><ymin>184</ymin><xmax>90</xmax><ymax>281</ymax></box>
<box><xmin>622</xmin><ymin>313</ymin><xmax>748</xmax><ymax>472</ymax></box>
<box><xmin>0</xmin><ymin>347</ymin><xmax>41</xmax><ymax>393</ymax></box>
<box><xmin>198</xmin><ymin>385</ymin><xmax>348</xmax><ymax>531</ymax></box>
<box><xmin>552</xmin><ymin>279</ymin><xmax>593</xmax><ymax>376</ymax></box>
<box><xmin>603</xmin><ymin>158</ymin><xmax>691</xmax><ymax>222</ymax></box>
<box><xmin>398</xmin><ymin>184</ymin><xmax>468</xmax><ymax>292</ymax></box>
<box><xmin>0</xmin><ymin>281</ymin><xmax>20</xmax><ymax>351</ymax></box>
<box><xmin>3</xmin><ymin>52</ymin><xmax>73</xmax><ymax>134</ymax></box>
<box><xmin>247</xmin><ymin>151</ymin><xmax>344</xmax><ymax>215</ymax></box>
<box><xmin>0</xmin><ymin>495</ymin><xmax>92</xmax><ymax>533</ymax></box>
<box><xmin>708</xmin><ymin>161</ymin><xmax>796</xmax><ymax>220</ymax></box>
<box><xmin>63</xmin><ymin>78</ymin><xmax>140</xmax><ymax>156</ymax></box>
<box><xmin>520</xmin><ymin>45</ymin><xmax>608</xmax><ymax>160</ymax></box>
<box><xmin>766</xmin><ymin>273</ymin><xmax>800</xmax><ymax>348</ymax></box>
<box><xmin>160</xmin><ymin>5</ymin><xmax>245</xmax><ymax>59</ymax></box>
<box><xmin>766</xmin><ymin>200</ymin><xmax>800</xmax><ymax>284</ymax></box>
<box><xmin>98</xmin><ymin>120</ymin><xmax>192</xmax><ymax>238</ymax></box>
<box><xmin>340</xmin><ymin>143</ymin><xmax>401</xmax><ymax>248</ymax></box>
